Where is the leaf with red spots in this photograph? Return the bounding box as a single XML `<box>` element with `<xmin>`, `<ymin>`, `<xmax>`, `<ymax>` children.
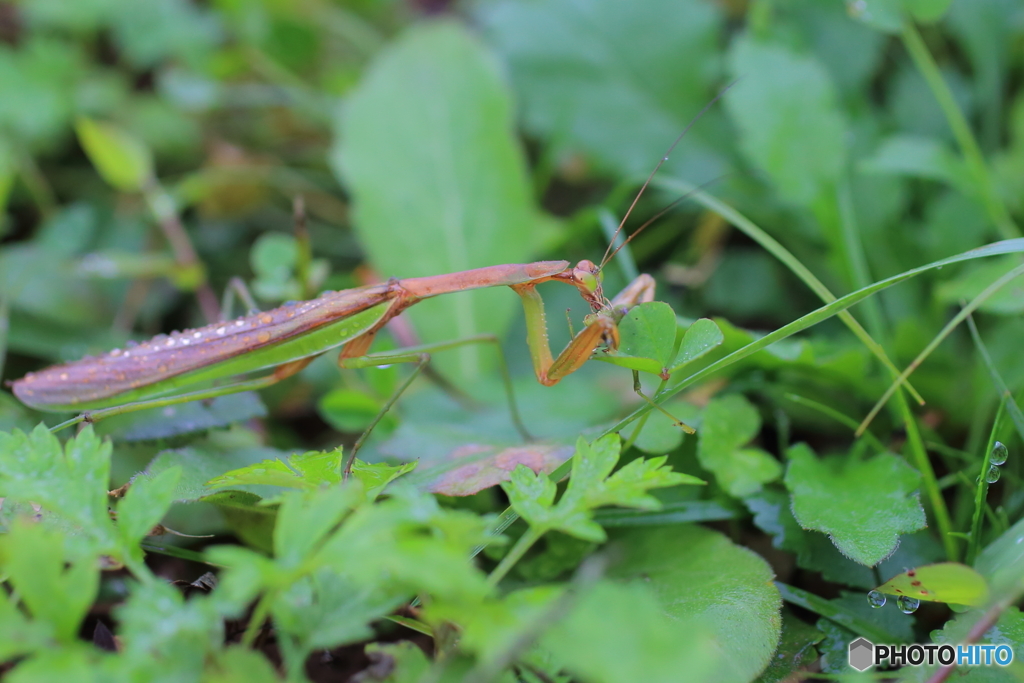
<box><xmin>874</xmin><ymin>563</ymin><xmax>989</xmax><ymax>606</ymax></box>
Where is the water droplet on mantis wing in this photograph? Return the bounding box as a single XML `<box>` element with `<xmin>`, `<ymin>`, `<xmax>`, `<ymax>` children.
<box><xmin>991</xmin><ymin>441</ymin><xmax>1008</xmax><ymax>466</ymax></box>
<box><xmin>867</xmin><ymin>590</ymin><xmax>886</xmax><ymax>608</ymax></box>
<box><xmin>896</xmin><ymin>595</ymin><xmax>920</xmax><ymax>614</ymax></box>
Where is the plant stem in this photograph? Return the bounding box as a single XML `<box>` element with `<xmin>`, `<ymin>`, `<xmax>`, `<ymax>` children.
<box><xmin>487</xmin><ymin>526</ymin><xmax>543</xmax><ymax>589</ymax></box>
<box><xmin>967</xmin><ymin>402</ymin><xmax>1004</xmax><ymax>565</ymax></box>
<box><xmin>901</xmin><ymin>22</ymin><xmax>1020</xmax><ymax>240</ymax></box>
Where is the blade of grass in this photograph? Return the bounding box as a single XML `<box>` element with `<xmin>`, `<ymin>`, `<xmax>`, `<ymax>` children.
<box><xmin>901</xmin><ymin>21</ymin><xmax>1020</xmax><ymax>240</ymax></box>
<box><xmin>781</xmin><ymin>393</ymin><xmax>885</xmax><ymax>454</ymax></box>
<box><xmin>776</xmin><ymin>582</ymin><xmax>907</xmax><ymax>644</ymax></box>
<box><xmin>966</xmin><ymin>313</ymin><xmax>1024</xmax><ymax>444</ymax></box>
<box><xmin>858</xmin><ymin>262</ymin><xmax>1024</xmax><ymax>434</ymax></box>
<box><xmin>967</xmin><ymin>402</ymin><xmax>1005</xmax><ymax>566</ymax></box>
<box><xmin>655</xmin><ymin>176</ymin><xmax>925</xmax><ymax>405</ymax></box>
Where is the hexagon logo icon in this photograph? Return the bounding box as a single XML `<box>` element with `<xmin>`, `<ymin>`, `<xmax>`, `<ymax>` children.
<box><xmin>849</xmin><ymin>637</ymin><xmax>874</xmax><ymax>672</ymax></box>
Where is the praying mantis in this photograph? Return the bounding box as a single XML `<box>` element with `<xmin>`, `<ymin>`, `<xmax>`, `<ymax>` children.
<box><xmin>9</xmin><ymin>92</ymin><xmax>728</xmax><ymax>441</ymax></box>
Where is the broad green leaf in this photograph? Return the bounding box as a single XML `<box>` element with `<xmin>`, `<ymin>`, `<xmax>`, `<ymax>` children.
<box><xmin>746</xmin><ymin>489</ymin><xmax>875</xmax><ymax>589</ymax></box>
<box><xmin>725</xmin><ymin>37</ymin><xmax>846</xmax><ymax>206</ymax></box>
<box><xmin>847</xmin><ymin>0</ymin><xmax>953</xmax><ymax>32</ymax></box>
<box><xmin>859</xmin><ymin>134</ymin><xmax>972</xmax><ymax>194</ymax></box>
<box><xmin>540</xmin><ymin>580</ymin><xmax>724</xmax><ymax>683</ymax></box>
<box><xmin>202</xmin><ymin>491</ymin><xmax>277</xmax><ymax>553</ymax></box>
<box><xmin>143</xmin><ymin>443</ymin><xmax>290</xmax><ymax>503</ymax></box>
<box><xmin>697</xmin><ymin>394</ymin><xmax>782</xmax><ymax>497</ymax></box>
<box><xmin>975</xmin><ymin>516</ymin><xmax>1024</xmax><ymax>594</ymax></box>
<box><xmin>597</xmin><ymin>302</ymin><xmax>677</xmax><ymax>377</ymax></box>
<box><xmin>784</xmin><ymin>443</ymin><xmax>926</xmax><ymax>566</ymax></box>
<box><xmin>916</xmin><ymin>607</ymin><xmax>1024</xmax><ymax>682</ymax></box>
<box><xmin>874</xmin><ymin>563</ymin><xmax>989</xmax><ymax>606</ymax></box>
<box><xmin>0</xmin><ymin>589</ymin><xmax>51</xmax><ymax>662</ymax></box>
<box><xmin>0</xmin><ymin>425</ymin><xmax>117</xmax><ymax>550</ymax></box>
<box><xmin>608</xmin><ymin>525</ymin><xmax>782</xmax><ymax>683</ymax></box>
<box><xmin>758</xmin><ymin>612</ymin><xmax>823</xmax><ymax>683</ymax></box>
<box><xmin>95</xmin><ymin>392</ymin><xmax>267</xmax><ymax>441</ymax></box>
<box><xmin>75</xmin><ymin>117</ymin><xmax>153</xmax><ymax>192</ymax></box>
<box><xmin>333</xmin><ymin>21</ymin><xmax>547</xmax><ymax>384</ymax></box>
<box><xmin>364</xmin><ymin>642</ymin><xmax>431</xmax><ymax>682</ymax></box>
<box><xmin>502</xmin><ymin>434</ymin><xmax>701</xmax><ymax>542</ymax></box>
<box><xmin>479</xmin><ymin>0</ymin><xmax>726</xmax><ymax>179</ymax></box>
<box><xmin>671</xmin><ymin>318</ymin><xmax>724</xmax><ymax>371</ymax></box>
<box><xmin>0</xmin><ymin>519</ymin><xmax>98</xmax><ymax>643</ymax></box>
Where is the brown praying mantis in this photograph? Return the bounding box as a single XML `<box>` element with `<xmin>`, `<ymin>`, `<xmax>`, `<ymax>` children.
<box><xmin>9</xmin><ymin>92</ymin><xmax>730</xmax><ymax>443</ymax></box>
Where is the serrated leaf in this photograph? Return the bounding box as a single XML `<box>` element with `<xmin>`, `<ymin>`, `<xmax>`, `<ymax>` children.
<box><xmin>598</xmin><ymin>302</ymin><xmax>677</xmax><ymax>377</ymax></box>
<box><xmin>502</xmin><ymin>434</ymin><xmax>701</xmax><ymax>542</ymax></box>
<box><xmin>0</xmin><ymin>519</ymin><xmax>98</xmax><ymax>643</ymax></box>
<box><xmin>697</xmin><ymin>394</ymin><xmax>782</xmax><ymax>497</ymax></box>
<box><xmin>274</xmin><ymin>487</ymin><xmax>363</xmax><ymax>568</ymax></box>
<box><xmin>117</xmin><ymin>465</ymin><xmax>181</xmax><ymax>552</ymax></box>
<box><xmin>784</xmin><ymin>443</ymin><xmax>926</xmax><ymax>566</ymax></box>
<box><xmin>671</xmin><ymin>318</ymin><xmax>724</xmax><ymax>371</ymax></box>
<box><xmin>144</xmin><ymin>444</ymin><xmax>289</xmax><ymax>503</ymax></box>
<box><xmin>75</xmin><ymin>117</ymin><xmax>153</xmax><ymax>191</ymax></box>
<box><xmin>874</xmin><ymin>563</ymin><xmax>989</xmax><ymax>606</ymax></box>
<box><xmin>0</xmin><ymin>425</ymin><xmax>117</xmax><ymax>550</ymax></box>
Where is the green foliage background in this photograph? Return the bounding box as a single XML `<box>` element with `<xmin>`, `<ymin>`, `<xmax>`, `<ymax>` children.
<box><xmin>2</xmin><ymin>0</ymin><xmax>1024</xmax><ymax>681</ymax></box>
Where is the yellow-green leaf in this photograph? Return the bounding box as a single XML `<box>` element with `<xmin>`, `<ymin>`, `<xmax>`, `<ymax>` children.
<box><xmin>874</xmin><ymin>563</ymin><xmax>989</xmax><ymax>606</ymax></box>
<box><xmin>75</xmin><ymin>117</ymin><xmax>153</xmax><ymax>192</ymax></box>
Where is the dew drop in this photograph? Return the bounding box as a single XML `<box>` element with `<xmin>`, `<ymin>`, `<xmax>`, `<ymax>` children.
<box><xmin>110</xmin><ymin>348</ymin><xmax>122</xmax><ymax>357</ymax></box>
<box><xmin>991</xmin><ymin>441</ymin><xmax>1008</xmax><ymax>466</ymax></box>
<box><xmin>193</xmin><ymin>331</ymin><xmax>203</xmax><ymax>339</ymax></box>
<box><xmin>896</xmin><ymin>595</ymin><xmax>920</xmax><ymax>614</ymax></box>
<box><xmin>126</xmin><ymin>340</ymin><xmax>139</xmax><ymax>348</ymax></box>
<box><xmin>867</xmin><ymin>590</ymin><xmax>886</xmax><ymax>608</ymax></box>
<box><xmin>216</xmin><ymin>327</ymin><xmax>226</xmax><ymax>335</ymax></box>
<box><xmin>165</xmin><ymin>339</ymin><xmax>175</xmax><ymax>347</ymax></box>
<box><xmin>236</xmin><ymin>320</ymin><xmax>245</xmax><ymax>326</ymax></box>
<box><xmin>985</xmin><ymin>465</ymin><xmax>1002</xmax><ymax>484</ymax></box>
<box><xmin>182</xmin><ymin>338</ymin><xmax>190</xmax><ymax>345</ymax></box>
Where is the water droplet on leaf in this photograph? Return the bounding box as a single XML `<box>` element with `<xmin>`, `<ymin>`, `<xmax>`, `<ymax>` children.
<box><xmin>896</xmin><ymin>595</ymin><xmax>920</xmax><ymax>614</ymax></box>
<box><xmin>991</xmin><ymin>441</ymin><xmax>1008</xmax><ymax>466</ymax></box>
<box><xmin>986</xmin><ymin>465</ymin><xmax>1001</xmax><ymax>484</ymax></box>
<box><xmin>867</xmin><ymin>590</ymin><xmax>886</xmax><ymax>608</ymax></box>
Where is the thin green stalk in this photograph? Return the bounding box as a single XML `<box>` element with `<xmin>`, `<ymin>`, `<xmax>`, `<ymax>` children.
<box><xmin>901</xmin><ymin>22</ymin><xmax>1019</xmax><ymax>240</ymax></box>
<box><xmin>656</xmin><ymin>177</ymin><xmax>925</xmax><ymax>405</ymax></box>
<box><xmin>967</xmin><ymin>390</ymin><xmax>1006</xmax><ymax>566</ymax></box>
<box><xmin>487</xmin><ymin>526</ymin><xmax>543</xmax><ymax>589</ymax></box>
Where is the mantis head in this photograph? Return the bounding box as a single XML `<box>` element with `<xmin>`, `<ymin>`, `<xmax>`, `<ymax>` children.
<box><xmin>571</xmin><ymin>260</ymin><xmax>605</xmax><ymax>311</ymax></box>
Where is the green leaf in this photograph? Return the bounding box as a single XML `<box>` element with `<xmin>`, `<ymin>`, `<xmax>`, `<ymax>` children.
<box><xmin>725</xmin><ymin>37</ymin><xmax>846</xmax><ymax>206</ymax></box>
<box><xmin>143</xmin><ymin>443</ymin><xmax>291</xmax><ymax>503</ymax></box>
<box><xmin>0</xmin><ymin>519</ymin><xmax>99</xmax><ymax>643</ymax></box>
<box><xmin>608</xmin><ymin>525</ymin><xmax>782</xmax><ymax>683</ymax></box>
<box><xmin>597</xmin><ymin>302</ymin><xmax>677</xmax><ymax>377</ymax></box>
<box><xmin>758</xmin><ymin>612</ymin><xmax>823</xmax><ymax>683</ymax></box>
<box><xmin>697</xmin><ymin>394</ymin><xmax>782</xmax><ymax>497</ymax></box>
<box><xmin>845</xmin><ymin>0</ymin><xmax>953</xmax><ymax>31</ymax></box>
<box><xmin>206</xmin><ymin>448</ymin><xmax>414</xmax><ymax>500</ymax></box>
<box><xmin>95</xmin><ymin>392</ymin><xmax>267</xmax><ymax>441</ymax></box>
<box><xmin>0</xmin><ymin>425</ymin><xmax>117</xmax><ymax>551</ymax></box>
<box><xmin>784</xmin><ymin>443</ymin><xmax>927</xmax><ymax>566</ymax></box>
<box><xmin>935</xmin><ymin>256</ymin><xmax>1024</xmax><ymax>314</ymax></box>
<box><xmin>115</xmin><ymin>579</ymin><xmax>223</xmax><ymax>681</ymax></box>
<box><xmin>332</xmin><ymin>21</ymin><xmax>547</xmax><ymax>384</ymax></box>
<box><xmin>975</xmin><ymin>516</ymin><xmax>1024</xmax><ymax>594</ymax></box>
<box><xmin>479</xmin><ymin>0</ymin><xmax>725</xmax><ymax>179</ymax></box>
<box><xmin>75</xmin><ymin>117</ymin><xmax>153</xmax><ymax>192</ymax></box>
<box><xmin>859</xmin><ymin>134</ymin><xmax>972</xmax><ymax>194</ymax></box>
<box><xmin>924</xmin><ymin>607</ymin><xmax>1024</xmax><ymax>681</ymax></box>
<box><xmin>274</xmin><ymin>487</ymin><xmax>362</xmax><ymax>568</ymax></box>
<box><xmin>874</xmin><ymin>563</ymin><xmax>989</xmax><ymax>606</ymax></box>
<box><xmin>671</xmin><ymin>318</ymin><xmax>724</xmax><ymax>371</ymax></box>
<box><xmin>541</xmin><ymin>580</ymin><xmax>724</xmax><ymax>683</ymax></box>
<box><xmin>204</xmin><ymin>647</ymin><xmax>281</xmax><ymax>683</ymax></box>
<box><xmin>117</xmin><ymin>465</ymin><xmax>182</xmax><ymax>553</ymax></box>
<box><xmin>0</xmin><ymin>587</ymin><xmax>51</xmax><ymax>662</ymax></box>
<box><xmin>502</xmin><ymin>434</ymin><xmax>701</xmax><ymax>542</ymax></box>
<box><xmin>746</xmin><ymin>489</ymin><xmax>876</xmax><ymax>589</ymax></box>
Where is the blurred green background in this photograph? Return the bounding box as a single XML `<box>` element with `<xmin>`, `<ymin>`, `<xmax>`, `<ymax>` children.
<box><xmin>1</xmin><ymin>0</ymin><xmax>1023</xmax><ymax>458</ymax></box>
